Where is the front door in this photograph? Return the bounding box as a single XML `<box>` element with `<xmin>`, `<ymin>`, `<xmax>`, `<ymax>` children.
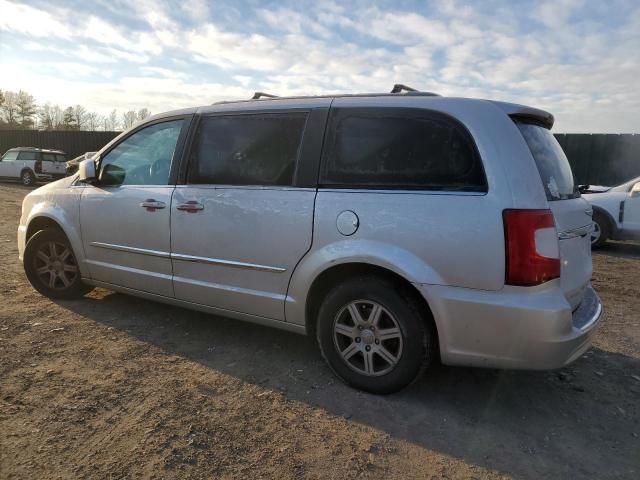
<box><xmin>171</xmin><ymin>111</ymin><xmax>318</xmax><ymax>320</ymax></box>
<box><xmin>0</xmin><ymin>151</ymin><xmax>19</xmax><ymax>177</ymax></box>
<box><xmin>80</xmin><ymin>117</ymin><xmax>188</xmax><ymax>296</ymax></box>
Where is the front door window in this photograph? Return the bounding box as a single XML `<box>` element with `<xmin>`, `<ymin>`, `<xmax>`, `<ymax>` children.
<box><xmin>99</xmin><ymin>120</ymin><xmax>183</xmax><ymax>186</ymax></box>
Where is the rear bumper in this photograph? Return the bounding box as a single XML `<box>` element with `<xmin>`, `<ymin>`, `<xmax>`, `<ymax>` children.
<box><xmin>416</xmin><ymin>282</ymin><xmax>602</xmax><ymax>370</ymax></box>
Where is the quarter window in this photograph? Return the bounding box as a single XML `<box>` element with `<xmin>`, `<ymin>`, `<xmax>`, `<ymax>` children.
<box><xmin>99</xmin><ymin>119</ymin><xmax>183</xmax><ymax>186</ymax></box>
<box><xmin>188</xmin><ymin>113</ymin><xmax>307</xmax><ymax>186</ymax></box>
<box><xmin>42</xmin><ymin>153</ymin><xmax>56</xmax><ymax>161</ymax></box>
<box><xmin>321</xmin><ymin>108</ymin><xmax>486</xmax><ymax>191</ymax></box>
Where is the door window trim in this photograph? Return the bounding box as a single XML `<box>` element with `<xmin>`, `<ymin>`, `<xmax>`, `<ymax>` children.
<box><xmin>95</xmin><ymin>114</ymin><xmax>194</xmax><ymax>187</ymax></box>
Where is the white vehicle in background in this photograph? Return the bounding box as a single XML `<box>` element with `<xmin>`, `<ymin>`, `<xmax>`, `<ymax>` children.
<box><xmin>0</xmin><ymin>147</ymin><xmax>67</xmax><ymax>186</ymax></box>
<box><xmin>581</xmin><ymin>176</ymin><xmax>640</xmax><ymax>247</ymax></box>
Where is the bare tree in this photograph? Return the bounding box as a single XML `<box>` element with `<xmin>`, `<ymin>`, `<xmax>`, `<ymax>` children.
<box><xmin>137</xmin><ymin>108</ymin><xmax>151</xmax><ymax>121</ymax></box>
<box><xmin>122</xmin><ymin>110</ymin><xmax>137</xmax><ymax>129</ymax></box>
<box><xmin>1</xmin><ymin>91</ymin><xmax>19</xmax><ymax>127</ymax></box>
<box><xmin>38</xmin><ymin>103</ymin><xmax>56</xmax><ymax>130</ymax></box>
<box><xmin>86</xmin><ymin>112</ymin><xmax>99</xmax><ymax>131</ymax></box>
<box><xmin>52</xmin><ymin>105</ymin><xmax>64</xmax><ymax>130</ymax></box>
<box><xmin>73</xmin><ymin>105</ymin><xmax>87</xmax><ymax>130</ymax></box>
<box><xmin>63</xmin><ymin>106</ymin><xmax>76</xmax><ymax>130</ymax></box>
<box><xmin>107</xmin><ymin>109</ymin><xmax>119</xmax><ymax>131</ymax></box>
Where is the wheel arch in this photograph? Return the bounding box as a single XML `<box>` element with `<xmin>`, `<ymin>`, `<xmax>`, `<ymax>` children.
<box><xmin>20</xmin><ymin>167</ymin><xmax>35</xmax><ymax>178</ymax></box>
<box><xmin>24</xmin><ymin>209</ymin><xmax>88</xmax><ymax>277</ymax></box>
<box><xmin>302</xmin><ymin>262</ymin><xmax>440</xmax><ymax>357</ymax></box>
<box><xmin>26</xmin><ymin>216</ymin><xmax>65</xmax><ymax>243</ymax></box>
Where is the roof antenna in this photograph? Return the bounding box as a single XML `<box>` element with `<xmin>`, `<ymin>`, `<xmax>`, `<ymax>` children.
<box><xmin>252</xmin><ymin>92</ymin><xmax>279</xmax><ymax>99</ymax></box>
<box><xmin>390</xmin><ymin>84</ymin><xmax>418</xmax><ymax>93</ymax></box>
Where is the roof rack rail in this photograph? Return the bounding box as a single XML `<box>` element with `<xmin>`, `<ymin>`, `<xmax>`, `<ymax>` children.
<box><xmin>390</xmin><ymin>84</ymin><xmax>440</xmax><ymax>96</ymax></box>
<box><xmin>252</xmin><ymin>92</ymin><xmax>279</xmax><ymax>100</ymax></box>
<box><xmin>391</xmin><ymin>84</ymin><xmax>417</xmax><ymax>93</ymax></box>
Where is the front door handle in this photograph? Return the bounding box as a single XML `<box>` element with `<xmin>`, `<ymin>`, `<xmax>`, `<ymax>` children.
<box><xmin>176</xmin><ymin>201</ymin><xmax>204</xmax><ymax>213</ymax></box>
<box><xmin>140</xmin><ymin>199</ymin><xmax>166</xmax><ymax>211</ymax></box>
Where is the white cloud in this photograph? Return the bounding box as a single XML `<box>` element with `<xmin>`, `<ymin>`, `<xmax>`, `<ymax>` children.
<box><xmin>535</xmin><ymin>0</ymin><xmax>583</xmax><ymax>29</ymax></box>
<box><xmin>1</xmin><ymin>0</ymin><xmax>639</xmax><ymax>132</ymax></box>
<box><xmin>0</xmin><ymin>0</ymin><xmax>72</xmax><ymax>38</ymax></box>
<box><xmin>188</xmin><ymin>24</ymin><xmax>287</xmax><ymax>72</ymax></box>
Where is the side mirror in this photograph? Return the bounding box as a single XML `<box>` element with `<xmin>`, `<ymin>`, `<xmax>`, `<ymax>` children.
<box><xmin>78</xmin><ymin>158</ymin><xmax>97</xmax><ymax>183</ymax></box>
<box><xmin>631</xmin><ymin>182</ymin><xmax>640</xmax><ymax>198</ymax></box>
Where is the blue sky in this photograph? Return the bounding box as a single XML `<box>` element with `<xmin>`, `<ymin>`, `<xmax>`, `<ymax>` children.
<box><xmin>1</xmin><ymin>0</ymin><xmax>639</xmax><ymax>132</ymax></box>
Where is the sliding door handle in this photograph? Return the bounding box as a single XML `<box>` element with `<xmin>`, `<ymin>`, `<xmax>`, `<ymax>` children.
<box><xmin>176</xmin><ymin>201</ymin><xmax>204</xmax><ymax>213</ymax></box>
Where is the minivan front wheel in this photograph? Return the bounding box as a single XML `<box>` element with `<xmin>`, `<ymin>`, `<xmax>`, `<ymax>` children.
<box><xmin>316</xmin><ymin>276</ymin><xmax>433</xmax><ymax>394</ymax></box>
<box><xmin>23</xmin><ymin>229</ymin><xmax>92</xmax><ymax>299</ymax></box>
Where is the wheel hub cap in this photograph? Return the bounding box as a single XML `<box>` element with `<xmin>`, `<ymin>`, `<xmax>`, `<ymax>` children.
<box><xmin>361</xmin><ymin>329</ymin><xmax>375</xmax><ymax>345</ymax></box>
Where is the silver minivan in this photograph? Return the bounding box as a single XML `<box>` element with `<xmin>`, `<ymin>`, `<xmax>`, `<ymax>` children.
<box><xmin>18</xmin><ymin>87</ymin><xmax>602</xmax><ymax>393</ymax></box>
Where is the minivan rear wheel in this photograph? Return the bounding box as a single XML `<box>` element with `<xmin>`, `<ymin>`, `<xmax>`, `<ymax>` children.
<box><xmin>316</xmin><ymin>276</ymin><xmax>433</xmax><ymax>394</ymax></box>
<box><xmin>23</xmin><ymin>229</ymin><xmax>93</xmax><ymax>299</ymax></box>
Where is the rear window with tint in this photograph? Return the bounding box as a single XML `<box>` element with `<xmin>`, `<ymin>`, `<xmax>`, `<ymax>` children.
<box><xmin>42</xmin><ymin>153</ymin><xmax>56</xmax><ymax>161</ymax></box>
<box><xmin>321</xmin><ymin>108</ymin><xmax>486</xmax><ymax>191</ymax></box>
<box><xmin>189</xmin><ymin>113</ymin><xmax>307</xmax><ymax>186</ymax></box>
<box><xmin>516</xmin><ymin>122</ymin><xmax>578</xmax><ymax>201</ymax></box>
<box><xmin>55</xmin><ymin>154</ymin><xmax>66</xmax><ymax>162</ymax></box>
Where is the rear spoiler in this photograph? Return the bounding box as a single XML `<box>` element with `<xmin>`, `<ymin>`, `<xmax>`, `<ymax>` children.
<box><xmin>489</xmin><ymin>100</ymin><xmax>555</xmax><ymax>129</ymax></box>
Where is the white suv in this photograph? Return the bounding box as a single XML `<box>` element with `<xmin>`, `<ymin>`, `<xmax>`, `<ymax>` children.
<box><xmin>0</xmin><ymin>147</ymin><xmax>67</xmax><ymax>186</ymax></box>
<box><xmin>18</xmin><ymin>87</ymin><xmax>602</xmax><ymax>393</ymax></box>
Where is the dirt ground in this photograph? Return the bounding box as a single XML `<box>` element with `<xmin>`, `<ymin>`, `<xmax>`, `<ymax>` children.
<box><xmin>0</xmin><ymin>182</ymin><xmax>638</xmax><ymax>480</ymax></box>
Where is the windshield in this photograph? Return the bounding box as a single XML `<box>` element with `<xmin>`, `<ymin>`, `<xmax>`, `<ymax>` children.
<box><xmin>516</xmin><ymin>121</ymin><xmax>579</xmax><ymax>201</ymax></box>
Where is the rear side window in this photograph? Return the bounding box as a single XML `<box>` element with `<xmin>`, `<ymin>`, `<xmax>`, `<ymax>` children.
<box><xmin>321</xmin><ymin>108</ymin><xmax>486</xmax><ymax>191</ymax></box>
<box><xmin>516</xmin><ymin>121</ymin><xmax>578</xmax><ymax>201</ymax></box>
<box><xmin>17</xmin><ymin>151</ymin><xmax>38</xmax><ymax>161</ymax></box>
<box><xmin>42</xmin><ymin>153</ymin><xmax>56</xmax><ymax>161</ymax></box>
<box><xmin>189</xmin><ymin>113</ymin><xmax>307</xmax><ymax>186</ymax></box>
<box><xmin>55</xmin><ymin>154</ymin><xmax>66</xmax><ymax>162</ymax></box>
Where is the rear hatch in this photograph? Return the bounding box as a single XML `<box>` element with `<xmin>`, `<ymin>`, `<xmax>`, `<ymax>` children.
<box><xmin>516</xmin><ymin>121</ymin><xmax>593</xmax><ymax>310</ymax></box>
<box><xmin>41</xmin><ymin>153</ymin><xmax>67</xmax><ymax>175</ymax></box>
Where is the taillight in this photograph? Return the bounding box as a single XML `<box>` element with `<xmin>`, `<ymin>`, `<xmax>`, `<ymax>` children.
<box><xmin>503</xmin><ymin>209</ymin><xmax>560</xmax><ymax>286</ymax></box>
<box><xmin>34</xmin><ymin>160</ymin><xmax>42</xmax><ymax>174</ymax></box>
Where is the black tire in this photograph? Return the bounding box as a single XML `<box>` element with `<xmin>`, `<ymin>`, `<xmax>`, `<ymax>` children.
<box><xmin>316</xmin><ymin>276</ymin><xmax>434</xmax><ymax>394</ymax></box>
<box><xmin>21</xmin><ymin>169</ymin><xmax>36</xmax><ymax>187</ymax></box>
<box><xmin>591</xmin><ymin>211</ymin><xmax>610</xmax><ymax>248</ymax></box>
<box><xmin>23</xmin><ymin>229</ymin><xmax>93</xmax><ymax>299</ymax></box>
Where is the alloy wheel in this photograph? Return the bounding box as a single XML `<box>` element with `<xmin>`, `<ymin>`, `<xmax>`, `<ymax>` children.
<box><xmin>22</xmin><ymin>172</ymin><xmax>33</xmax><ymax>186</ymax></box>
<box><xmin>332</xmin><ymin>299</ymin><xmax>403</xmax><ymax>376</ymax></box>
<box><xmin>33</xmin><ymin>241</ymin><xmax>78</xmax><ymax>290</ymax></box>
